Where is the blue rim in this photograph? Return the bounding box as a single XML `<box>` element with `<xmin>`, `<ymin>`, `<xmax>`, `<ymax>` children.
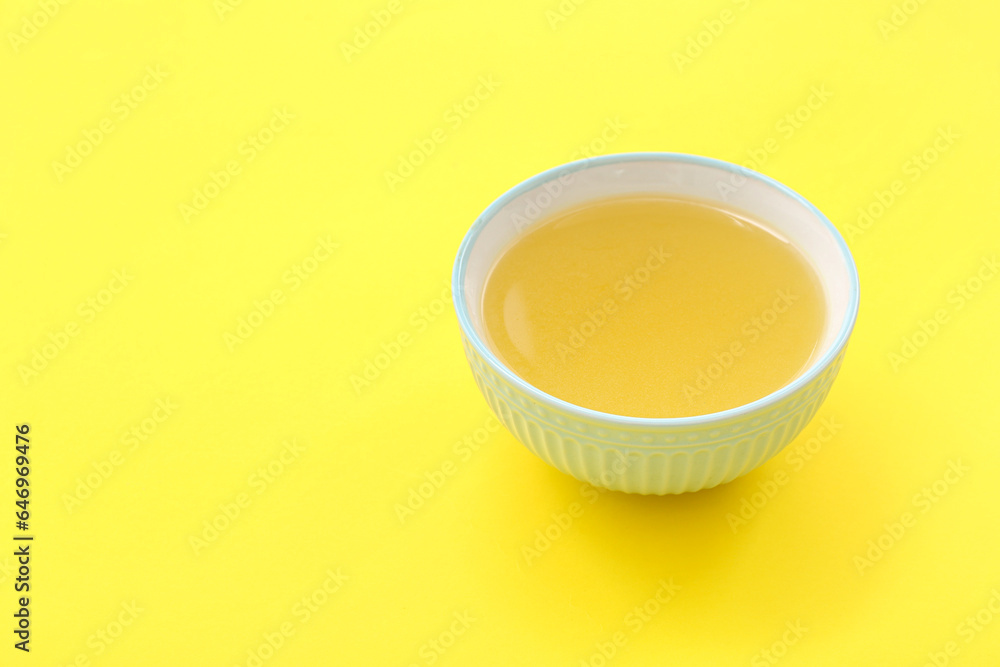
<box><xmin>452</xmin><ymin>152</ymin><xmax>860</xmax><ymax>427</ymax></box>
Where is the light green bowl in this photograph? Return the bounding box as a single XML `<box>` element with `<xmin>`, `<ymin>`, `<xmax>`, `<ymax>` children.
<box><xmin>452</xmin><ymin>153</ymin><xmax>859</xmax><ymax>494</ymax></box>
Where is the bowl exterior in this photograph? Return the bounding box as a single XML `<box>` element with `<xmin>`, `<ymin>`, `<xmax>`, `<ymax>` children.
<box><xmin>460</xmin><ymin>334</ymin><xmax>847</xmax><ymax>494</ymax></box>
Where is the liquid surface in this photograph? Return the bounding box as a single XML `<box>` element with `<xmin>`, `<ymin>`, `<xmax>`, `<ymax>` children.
<box><xmin>481</xmin><ymin>194</ymin><xmax>826</xmax><ymax>418</ymax></box>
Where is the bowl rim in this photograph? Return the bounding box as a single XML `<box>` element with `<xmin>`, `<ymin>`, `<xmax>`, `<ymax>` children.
<box><xmin>452</xmin><ymin>151</ymin><xmax>860</xmax><ymax>427</ymax></box>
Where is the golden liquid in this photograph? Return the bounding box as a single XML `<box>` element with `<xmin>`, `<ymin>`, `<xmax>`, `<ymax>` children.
<box><xmin>481</xmin><ymin>194</ymin><xmax>826</xmax><ymax>418</ymax></box>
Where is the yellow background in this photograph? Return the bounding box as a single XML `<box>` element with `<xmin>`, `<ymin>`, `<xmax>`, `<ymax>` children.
<box><xmin>2</xmin><ymin>0</ymin><xmax>999</xmax><ymax>665</ymax></box>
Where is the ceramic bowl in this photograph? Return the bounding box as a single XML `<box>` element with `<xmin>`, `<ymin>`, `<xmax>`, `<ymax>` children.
<box><xmin>452</xmin><ymin>153</ymin><xmax>859</xmax><ymax>494</ymax></box>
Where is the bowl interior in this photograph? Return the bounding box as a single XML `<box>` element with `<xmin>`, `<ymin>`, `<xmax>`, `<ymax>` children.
<box><xmin>454</xmin><ymin>153</ymin><xmax>858</xmax><ymax>417</ymax></box>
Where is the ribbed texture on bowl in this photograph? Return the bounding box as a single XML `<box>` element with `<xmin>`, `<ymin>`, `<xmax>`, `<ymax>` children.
<box><xmin>461</xmin><ymin>337</ymin><xmax>845</xmax><ymax>494</ymax></box>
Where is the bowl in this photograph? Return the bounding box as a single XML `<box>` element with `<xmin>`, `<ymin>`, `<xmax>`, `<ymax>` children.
<box><xmin>452</xmin><ymin>153</ymin><xmax>859</xmax><ymax>494</ymax></box>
